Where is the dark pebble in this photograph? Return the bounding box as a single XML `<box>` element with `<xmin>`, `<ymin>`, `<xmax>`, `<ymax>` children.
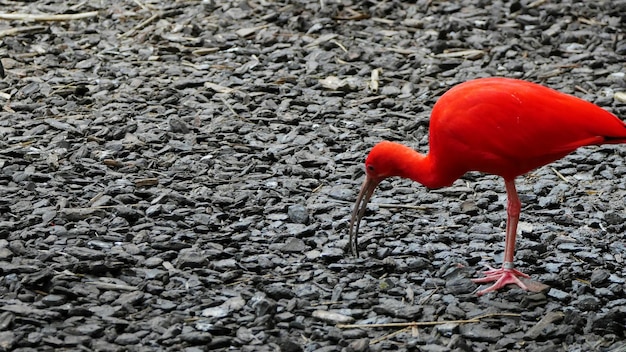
<box><xmin>445</xmin><ymin>277</ymin><xmax>476</xmax><ymax>295</ymax></box>
<box><xmin>287</xmin><ymin>204</ymin><xmax>309</xmax><ymax>224</ymax></box>
<box><xmin>460</xmin><ymin>324</ymin><xmax>502</xmax><ymax>342</ymax></box>
<box><xmin>590</xmin><ymin>269</ymin><xmax>610</xmax><ymax>286</ymax></box>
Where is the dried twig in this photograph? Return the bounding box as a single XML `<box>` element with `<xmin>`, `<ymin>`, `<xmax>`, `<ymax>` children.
<box><xmin>330</xmin><ymin>39</ymin><xmax>348</xmax><ymax>53</ymax></box>
<box><xmin>118</xmin><ymin>12</ymin><xmax>160</xmax><ymax>38</ymax></box>
<box><xmin>219</xmin><ymin>96</ymin><xmax>241</xmax><ymax>119</ymax></box>
<box><xmin>574</xmin><ymin>85</ymin><xmax>591</xmax><ymax>95</ymax></box>
<box><xmin>192</xmin><ymin>47</ymin><xmax>220</xmax><ymax>55</ymax></box>
<box><xmin>435</xmin><ymin>49</ymin><xmax>485</xmax><ymax>59</ymax></box>
<box><xmin>333</xmin><ymin>7</ymin><xmax>369</xmax><ymax>20</ymax></box>
<box><xmin>311</xmin><ymin>183</ymin><xmax>324</xmax><ymax>193</ymax></box>
<box><xmin>375</xmin><ymin>203</ymin><xmax>433</xmax><ymax>211</ymax></box>
<box><xmin>131</xmin><ymin>0</ymin><xmax>151</xmax><ymax>12</ymax></box>
<box><xmin>86</xmin><ymin>281</ymin><xmax>139</xmax><ymax>291</ymax></box>
<box><xmin>369</xmin><ymin>68</ymin><xmax>382</xmax><ymax>93</ymax></box>
<box><xmin>0</xmin><ymin>11</ymin><xmax>99</xmax><ymax>21</ymax></box>
<box><xmin>527</xmin><ymin>0</ymin><xmax>548</xmax><ymax>8</ymax></box>
<box><xmin>204</xmin><ymin>82</ymin><xmax>236</xmax><ymax>94</ymax></box>
<box><xmin>551</xmin><ymin>167</ymin><xmax>570</xmax><ymax>183</ymax></box>
<box><xmin>305</xmin><ymin>33</ymin><xmax>338</xmax><ymax>48</ymax></box>
<box><xmin>338</xmin><ymin>313</ymin><xmax>520</xmax><ymax>329</ymax></box>
<box><xmin>384</xmin><ymin>47</ymin><xmax>417</xmax><ymax>55</ymax></box>
<box><xmin>348</xmin><ymin>95</ymin><xmax>385</xmax><ymax>107</ymax></box>
<box><xmin>0</xmin><ymin>25</ymin><xmax>47</xmax><ymax>38</ymax></box>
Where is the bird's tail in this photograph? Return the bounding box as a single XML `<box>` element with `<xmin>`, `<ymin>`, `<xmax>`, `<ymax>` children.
<box><xmin>602</xmin><ymin>121</ymin><xmax>626</xmax><ymax>144</ymax></box>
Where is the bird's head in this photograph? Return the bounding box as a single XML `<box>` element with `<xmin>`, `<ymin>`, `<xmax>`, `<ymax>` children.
<box><xmin>349</xmin><ymin>141</ymin><xmax>412</xmax><ymax>255</ymax></box>
<box><xmin>364</xmin><ymin>140</ymin><xmax>407</xmax><ymax>182</ymax></box>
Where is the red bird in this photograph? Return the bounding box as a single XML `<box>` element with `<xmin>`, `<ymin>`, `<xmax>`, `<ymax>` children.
<box><xmin>349</xmin><ymin>77</ymin><xmax>626</xmax><ymax>295</ymax></box>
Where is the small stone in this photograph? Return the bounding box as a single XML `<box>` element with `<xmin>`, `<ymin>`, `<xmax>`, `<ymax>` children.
<box><xmin>263</xmin><ymin>283</ymin><xmax>295</xmax><ymax>300</ymax></box>
<box><xmin>49</xmin><ymin>225</ymin><xmax>68</xmax><ymax>236</ymax></box>
<box><xmin>590</xmin><ymin>306</ymin><xmax>626</xmax><ymax>335</ymax></box>
<box><xmin>407</xmin><ymin>257</ymin><xmax>430</xmax><ymax>270</ymax></box>
<box><xmin>460</xmin><ymin>200</ymin><xmax>479</xmax><ymax>215</ymax></box>
<box><xmin>574</xmin><ymin>295</ymin><xmax>601</xmax><ymax>311</ymax></box>
<box><xmin>447</xmin><ymin>334</ymin><xmax>471</xmax><ymax>350</ymax></box>
<box><xmin>157</xmin><ymin>298</ymin><xmax>178</xmax><ymax>311</ymax></box>
<box><xmin>250</xmin><ymin>292</ymin><xmax>276</xmax><ymax>316</ymax></box>
<box><xmin>609</xmin><ymin>274</ymin><xmax>625</xmax><ymax>284</ymax></box>
<box><xmin>0</xmin><ymin>247</ymin><xmax>13</xmax><ymax>261</ymax></box>
<box><xmin>73</xmin><ymin>323</ymin><xmax>104</xmax><ymax>337</ymax></box>
<box><xmin>419</xmin><ymin>344</ymin><xmax>449</xmax><ymax>352</ymax></box>
<box><xmin>524</xmin><ymin>311</ymin><xmax>564</xmax><ymax>339</ymax></box>
<box><xmin>547</xmin><ymin>288</ymin><xmax>570</xmax><ymax>301</ymax></box>
<box><xmin>320</xmin><ymin>247</ymin><xmax>343</xmax><ymax>260</ymax></box>
<box><xmin>176</xmin><ymin>249</ymin><xmax>207</xmax><ymax>269</ymax></box>
<box><xmin>380</xmin><ymin>85</ymin><xmax>401</xmax><ymax>96</ymax></box>
<box><xmin>236</xmin><ymin>326</ymin><xmax>254</xmax><ymax>343</ymax></box>
<box><xmin>277</xmin><ymin>337</ymin><xmax>303</xmax><ymax>352</ymax></box>
<box><xmin>60</xmin><ymin>208</ymin><xmax>106</xmax><ymax>221</ymax></box>
<box><xmin>445</xmin><ymin>277</ymin><xmax>476</xmax><ymax>294</ymax></box>
<box><xmin>373</xmin><ymin>299</ymin><xmax>421</xmax><ymax>320</ymax></box>
<box><xmin>0</xmin><ymin>331</ymin><xmax>16</xmax><ymax>351</ymax></box>
<box><xmin>328</xmin><ymin>187</ymin><xmax>354</xmax><ymax>202</ymax></box>
<box><xmin>180</xmin><ymin>331</ymin><xmax>212</xmax><ymax>344</ymax></box>
<box><xmin>41</xmin><ymin>294</ymin><xmax>66</xmax><ymax>307</ymax></box>
<box><xmin>305</xmin><ymin>250</ymin><xmax>322</xmax><ymax>260</ymax></box>
<box><xmin>201</xmin><ymin>301</ymin><xmax>235</xmax><ymax>318</ymax></box>
<box><xmin>114</xmin><ymin>206</ymin><xmax>144</xmax><ymax>222</ymax></box>
<box><xmin>280</xmin><ymin>237</ymin><xmax>307</xmax><ymax>252</ymax></box>
<box><xmin>205</xmin><ymin>336</ymin><xmax>231</xmax><ymax>349</ymax></box>
<box><xmin>520</xmin><ymin>293</ymin><xmax>548</xmax><ymax>309</ymax></box>
<box><xmin>436</xmin><ymin>323</ymin><xmax>459</xmax><ymax>337</ymax></box>
<box><xmin>284</xmin><ymin>223</ymin><xmax>316</xmax><ymax>237</ymax></box>
<box><xmin>604</xmin><ymin>211</ymin><xmax>623</xmax><ymax>225</ymax></box>
<box><xmin>65</xmin><ymin>247</ymin><xmax>106</xmax><ymax>260</ymax></box>
<box><xmin>287</xmin><ymin>204</ymin><xmax>309</xmax><ymax>224</ymax></box>
<box><xmin>144</xmin><ymin>256</ymin><xmax>163</xmax><ymax>268</ymax></box>
<box><xmin>169</xmin><ymin>117</ymin><xmax>190</xmax><ymax>133</ymax></box>
<box><xmin>113</xmin><ymin>291</ymin><xmax>144</xmax><ymax>306</ymax></box>
<box><xmin>211</xmin><ymin>258</ymin><xmax>237</xmax><ymax>271</ymax></box>
<box><xmin>460</xmin><ymin>324</ymin><xmax>502</xmax><ymax>342</ymax></box>
<box><xmin>26</xmin><ymin>331</ymin><xmax>43</xmax><ymax>345</ymax></box>
<box><xmin>114</xmin><ymin>333</ymin><xmax>140</xmax><ymax>345</ymax></box>
<box><xmin>594</xmin><ymin>287</ymin><xmax>614</xmax><ymax>298</ymax></box>
<box><xmin>311</xmin><ymin>310</ymin><xmax>354</xmax><ymax>324</ymax></box>
<box><xmin>64</xmin><ymin>334</ymin><xmax>90</xmax><ymax>346</ymax></box>
<box><xmin>347</xmin><ymin>338</ymin><xmax>370</xmax><ymax>352</ymax></box>
<box><xmin>590</xmin><ymin>269</ymin><xmax>610</xmax><ymax>286</ymax></box>
<box><xmin>87</xmin><ymin>240</ymin><xmax>112</xmax><ymax>250</ymax></box>
<box><xmin>145</xmin><ymin>204</ymin><xmax>162</xmax><ymax>217</ymax></box>
<box><xmin>0</xmin><ymin>312</ymin><xmax>13</xmax><ymax>331</ymax></box>
<box><xmin>275</xmin><ymin>311</ymin><xmax>295</xmax><ymax>322</ymax></box>
<box><xmin>1</xmin><ymin>304</ymin><xmax>61</xmax><ymax>321</ymax></box>
<box><xmin>495</xmin><ymin>337</ymin><xmax>517</xmax><ymax>349</ymax></box>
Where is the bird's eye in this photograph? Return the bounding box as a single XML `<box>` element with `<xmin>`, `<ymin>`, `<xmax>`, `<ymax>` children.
<box><xmin>367</xmin><ymin>165</ymin><xmax>375</xmax><ymax>171</ymax></box>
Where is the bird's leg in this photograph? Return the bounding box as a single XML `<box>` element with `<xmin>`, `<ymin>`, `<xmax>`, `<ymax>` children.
<box><xmin>472</xmin><ymin>179</ymin><xmax>545</xmax><ymax>295</ymax></box>
<box><xmin>502</xmin><ymin>178</ymin><xmax>521</xmax><ymax>268</ymax></box>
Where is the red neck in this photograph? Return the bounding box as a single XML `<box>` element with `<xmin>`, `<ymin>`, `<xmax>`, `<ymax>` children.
<box><xmin>390</xmin><ymin>143</ymin><xmax>461</xmax><ymax>189</ymax></box>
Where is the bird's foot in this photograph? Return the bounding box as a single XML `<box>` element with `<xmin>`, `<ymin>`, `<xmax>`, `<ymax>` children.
<box><xmin>472</xmin><ymin>265</ymin><xmax>547</xmax><ymax>296</ymax></box>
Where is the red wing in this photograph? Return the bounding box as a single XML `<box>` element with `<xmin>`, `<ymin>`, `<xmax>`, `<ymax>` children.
<box><xmin>429</xmin><ymin>78</ymin><xmax>626</xmax><ymax>178</ymax></box>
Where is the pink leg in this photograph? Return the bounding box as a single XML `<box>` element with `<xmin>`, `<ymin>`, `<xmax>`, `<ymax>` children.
<box><xmin>472</xmin><ymin>179</ymin><xmax>545</xmax><ymax>295</ymax></box>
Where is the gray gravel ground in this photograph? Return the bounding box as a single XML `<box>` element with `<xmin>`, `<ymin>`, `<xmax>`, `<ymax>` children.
<box><xmin>0</xmin><ymin>0</ymin><xmax>625</xmax><ymax>351</ymax></box>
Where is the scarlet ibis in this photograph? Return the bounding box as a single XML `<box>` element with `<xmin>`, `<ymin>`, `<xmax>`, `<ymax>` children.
<box><xmin>349</xmin><ymin>77</ymin><xmax>626</xmax><ymax>295</ymax></box>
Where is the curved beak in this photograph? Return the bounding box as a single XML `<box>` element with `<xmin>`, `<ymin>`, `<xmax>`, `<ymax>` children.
<box><xmin>349</xmin><ymin>175</ymin><xmax>380</xmax><ymax>256</ymax></box>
